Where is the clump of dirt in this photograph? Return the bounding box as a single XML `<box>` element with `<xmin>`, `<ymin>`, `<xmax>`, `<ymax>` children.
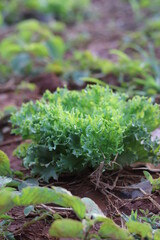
<box><xmin>30</xmin><ymin>73</ymin><xmax>64</xmax><ymax>95</ymax></box>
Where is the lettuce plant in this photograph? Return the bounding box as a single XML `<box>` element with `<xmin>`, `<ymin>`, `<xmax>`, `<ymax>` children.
<box><xmin>11</xmin><ymin>85</ymin><xmax>160</xmax><ymax>181</ymax></box>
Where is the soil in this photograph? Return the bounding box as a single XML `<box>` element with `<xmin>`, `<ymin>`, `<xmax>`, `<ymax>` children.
<box><xmin>1</xmin><ymin>0</ymin><xmax>160</xmax><ymax>239</ymax></box>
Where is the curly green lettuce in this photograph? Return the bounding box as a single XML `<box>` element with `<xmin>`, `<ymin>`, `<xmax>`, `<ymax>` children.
<box><xmin>11</xmin><ymin>85</ymin><xmax>160</xmax><ymax>181</ymax></box>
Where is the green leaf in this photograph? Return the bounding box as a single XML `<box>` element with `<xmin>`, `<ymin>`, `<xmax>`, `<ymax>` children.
<box><xmin>24</xmin><ymin>205</ymin><xmax>34</xmax><ymax>216</ymax></box>
<box><xmin>0</xmin><ymin>13</ymin><xmax>3</xmax><ymax>26</ymax></box>
<box><xmin>49</xmin><ymin>219</ymin><xmax>83</xmax><ymax>238</ymax></box>
<box><xmin>14</xmin><ymin>186</ymin><xmax>86</xmax><ymax>219</ymax></box>
<box><xmin>99</xmin><ymin>218</ymin><xmax>133</xmax><ymax>240</ymax></box>
<box><xmin>0</xmin><ymin>186</ymin><xmax>86</xmax><ymax>219</ymax></box>
<box><xmin>24</xmin><ymin>43</ymin><xmax>48</xmax><ymax>57</ymax></box>
<box><xmin>0</xmin><ymin>189</ymin><xmax>16</xmax><ymax>215</ymax></box>
<box><xmin>6</xmin><ymin>180</ymin><xmax>21</xmax><ymax>188</ymax></box>
<box><xmin>0</xmin><ymin>151</ymin><xmax>12</xmax><ymax>176</ymax></box>
<box><xmin>35</xmin><ymin>165</ymin><xmax>58</xmax><ymax>182</ymax></box>
<box><xmin>0</xmin><ymin>214</ymin><xmax>13</xmax><ymax>220</ymax></box>
<box><xmin>126</xmin><ymin>220</ymin><xmax>152</xmax><ymax>239</ymax></box>
<box><xmin>45</xmin><ymin>37</ymin><xmax>65</xmax><ymax>60</ymax></box>
<box><xmin>154</xmin><ymin>229</ymin><xmax>160</xmax><ymax>240</ymax></box>
<box><xmin>110</xmin><ymin>49</ymin><xmax>131</xmax><ymax>62</ymax></box>
<box><xmin>13</xmin><ymin>170</ymin><xmax>24</xmax><ymax>178</ymax></box>
<box><xmin>143</xmin><ymin>171</ymin><xmax>153</xmax><ymax>184</ymax></box>
<box><xmin>17</xmin><ymin>19</ymin><xmax>41</xmax><ymax>32</ymax></box>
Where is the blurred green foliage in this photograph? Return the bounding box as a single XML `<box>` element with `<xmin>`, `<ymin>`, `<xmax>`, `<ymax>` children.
<box><xmin>0</xmin><ymin>0</ymin><xmax>90</xmax><ymax>24</ymax></box>
<box><xmin>0</xmin><ymin>19</ymin><xmax>65</xmax><ymax>83</ymax></box>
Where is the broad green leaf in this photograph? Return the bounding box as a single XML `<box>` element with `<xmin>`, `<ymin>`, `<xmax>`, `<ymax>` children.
<box><xmin>24</xmin><ymin>43</ymin><xmax>48</xmax><ymax>57</ymax></box>
<box><xmin>14</xmin><ymin>186</ymin><xmax>86</xmax><ymax>219</ymax></box>
<box><xmin>143</xmin><ymin>171</ymin><xmax>153</xmax><ymax>184</ymax></box>
<box><xmin>0</xmin><ymin>42</ymin><xmax>21</xmax><ymax>59</ymax></box>
<box><xmin>13</xmin><ymin>170</ymin><xmax>24</xmax><ymax>178</ymax></box>
<box><xmin>0</xmin><ymin>186</ymin><xmax>85</xmax><ymax>219</ymax></box>
<box><xmin>0</xmin><ymin>189</ymin><xmax>16</xmax><ymax>215</ymax></box>
<box><xmin>126</xmin><ymin>220</ymin><xmax>152</xmax><ymax>239</ymax></box>
<box><xmin>37</xmin><ymin>166</ymin><xmax>58</xmax><ymax>182</ymax></box>
<box><xmin>17</xmin><ymin>19</ymin><xmax>41</xmax><ymax>32</ymax></box>
<box><xmin>0</xmin><ymin>151</ymin><xmax>12</xmax><ymax>176</ymax></box>
<box><xmin>154</xmin><ymin>229</ymin><xmax>160</xmax><ymax>240</ymax></box>
<box><xmin>49</xmin><ymin>219</ymin><xmax>83</xmax><ymax>238</ymax></box>
<box><xmin>6</xmin><ymin>180</ymin><xmax>21</xmax><ymax>188</ymax></box>
<box><xmin>99</xmin><ymin>218</ymin><xmax>133</xmax><ymax>240</ymax></box>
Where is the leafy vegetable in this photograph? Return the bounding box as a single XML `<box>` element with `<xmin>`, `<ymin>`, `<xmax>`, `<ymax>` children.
<box><xmin>11</xmin><ymin>85</ymin><xmax>160</xmax><ymax>181</ymax></box>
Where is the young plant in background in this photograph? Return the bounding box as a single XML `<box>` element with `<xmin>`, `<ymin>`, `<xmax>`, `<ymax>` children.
<box><xmin>0</xmin><ymin>0</ymin><xmax>90</xmax><ymax>25</ymax></box>
<box><xmin>126</xmin><ymin>0</ymin><xmax>160</xmax><ymax>20</ymax></box>
<box><xmin>0</xmin><ymin>19</ymin><xmax>65</xmax><ymax>83</ymax></box>
<box><xmin>69</xmin><ymin>50</ymin><xmax>158</xmax><ymax>98</ymax></box>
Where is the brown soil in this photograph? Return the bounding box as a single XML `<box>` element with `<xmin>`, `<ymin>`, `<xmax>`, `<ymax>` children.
<box><xmin>67</xmin><ymin>0</ymin><xmax>135</xmax><ymax>59</ymax></box>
